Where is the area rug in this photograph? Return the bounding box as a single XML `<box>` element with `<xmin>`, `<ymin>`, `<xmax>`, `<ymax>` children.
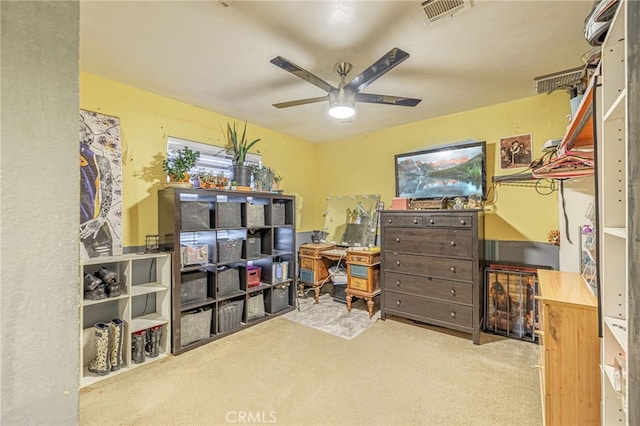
<box><xmin>283</xmin><ymin>292</ymin><xmax>380</xmax><ymax>340</ymax></box>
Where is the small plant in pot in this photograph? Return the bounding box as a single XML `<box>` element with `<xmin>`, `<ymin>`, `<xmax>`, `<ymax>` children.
<box><xmin>250</xmin><ymin>164</ymin><xmax>273</xmax><ymax>192</ymax></box>
<box><xmin>272</xmin><ymin>170</ymin><xmax>284</xmax><ymax>191</ymax></box>
<box><xmin>162</xmin><ymin>147</ymin><xmax>200</xmax><ymax>184</ymax></box>
<box><xmin>225</xmin><ymin>121</ymin><xmax>260</xmax><ymax>187</ymax></box>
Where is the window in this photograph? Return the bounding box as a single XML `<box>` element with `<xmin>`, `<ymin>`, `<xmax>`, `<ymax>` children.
<box><xmin>167</xmin><ymin>136</ymin><xmax>261</xmax><ymax>178</ymax></box>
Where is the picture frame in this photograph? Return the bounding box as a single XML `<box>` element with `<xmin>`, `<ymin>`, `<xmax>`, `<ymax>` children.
<box><xmin>499</xmin><ymin>133</ymin><xmax>532</xmax><ymax>169</ymax></box>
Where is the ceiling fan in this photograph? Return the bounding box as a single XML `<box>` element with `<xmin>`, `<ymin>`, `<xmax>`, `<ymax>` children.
<box><xmin>270</xmin><ymin>47</ymin><xmax>421</xmax><ymax>119</ymax></box>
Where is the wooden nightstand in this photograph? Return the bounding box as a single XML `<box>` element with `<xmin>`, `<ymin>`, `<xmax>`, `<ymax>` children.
<box><xmin>346</xmin><ymin>248</ymin><xmax>380</xmax><ymax>318</ymax></box>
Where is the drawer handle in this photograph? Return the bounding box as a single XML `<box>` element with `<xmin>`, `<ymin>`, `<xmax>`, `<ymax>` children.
<box><xmin>460</xmin><ymin>219</ymin><xmax>466</xmax><ymax>225</ymax></box>
<box><xmin>396</xmin><ymin>260</ymin><xmax>401</xmax><ymax>266</ymax></box>
<box><xmin>450</xmin><ymin>311</ymin><xmax>456</xmax><ymax>318</ymax></box>
<box><xmin>396</xmin><ymin>300</ymin><xmax>402</xmax><ymax>306</ymax></box>
<box><xmin>387</xmin><ymin>218</ymin><xmax>392</xmax><ymax>223</ymax></box>
<box><xmin>396</xmin><ymin>237</ymin><xmax>401</xmax><ymax>243</ymax></box>
<box><xmin>413</xmin><ymin>218</ymin><xmax>418</xmax><ymax>224</ymax></box>
<box><xmin>450</xmin><ymin>266</ymin><xmax>456</xmax><ymax>273</ymax></box>
<box><xmin>450</xmin><ymin>289</ymin><xmax>456</xmax><ymax>296</ymax></box>
<box><xmin>450</xmin><ymin>240</ymin><xmax>455</xmax><ymax>246</ymax></box>
<box><xmin>396</xmin><ymin>280</ymin><xmax>401</xmax><ymax>286</ymax></box>
<box><xmin>534</xmin><ymin>364</ymin><xmax>543</xmax><ymax>370</ymax></box>
<box><xmin>429</xmin><ymin>219</ymin><xmax>434</xmax><ymax>225</ymax></box>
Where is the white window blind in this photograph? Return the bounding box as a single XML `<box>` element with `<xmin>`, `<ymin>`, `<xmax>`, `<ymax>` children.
<box><xmin>167</xmin><ymin>136</ymin><xmax>261</xmax><ymax>178</ymax></box>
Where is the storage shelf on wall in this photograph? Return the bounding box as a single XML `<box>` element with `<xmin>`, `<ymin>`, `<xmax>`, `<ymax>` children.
<box><xmin>532</xmin><ymin>71</ymin><xmax>597</xmax><ymax>179</ymax></box>
<box><xmin>158</xmin><ymin>188</ymin><xmax>297</xmax><ymax>355</ymax></box>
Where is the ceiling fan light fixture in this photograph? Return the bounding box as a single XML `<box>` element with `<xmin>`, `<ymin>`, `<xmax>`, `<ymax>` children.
<box><xmin>328</xmin><ymin>89</ymin><xmax>356</xmax><ymax>119</ymax></box>
<box><xmin>328</xmin><ymin>104</ymin><xmax>356</xmax><ymax>119</ymax></box>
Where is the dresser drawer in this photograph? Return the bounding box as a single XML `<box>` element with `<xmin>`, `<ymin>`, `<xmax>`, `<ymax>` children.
<box><xmin>300</xmin><ymin>258</ymin><xmax>314</xmax><ymax>270</ymax></box>
<box><xmin>384</xmin><ymin>291</ymin><xmax>473</xmax><ymax>328</ymax></box>
<box><xmin>299</xmin><ymin>244</ymin><xmax>334</xmax><ymax>258</ymax></box>
<box><xmin>424</xmin><ymin>215</ymin><xmax>473</xmax><ymax>228</ymax></box>
<box><xmin>349</xmin><ymin>264</ymin><xmax>369</xmax><ymax>278</ymax></box>
<box><xmin>384</xmin><ymin>271</ymin><xmax>472</xmax><ymax>304</ymax></box>
<box><xmin>382</xmin><ymin>227</ymin><xmax>472</xmax><ymax>257</ymax></box>
<box><xmin>381</xmin><ymin>215</ymin><xmax>423</xmax><ymax>227</ymax></box>
<box><xmin>384</xmin><ymin>252</ymin><xmax>473</xmax><ymax>281</ymax></box>
<box><xmin>346</xmin><ymin>250</ymin><xmax>380</xmax><ymax>265</ymax></box>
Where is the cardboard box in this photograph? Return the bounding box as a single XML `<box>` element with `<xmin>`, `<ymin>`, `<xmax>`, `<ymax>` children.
<box><xmin>391</xmin><ymin>197</ymin><xmax>410</xmax><ymax>210</ymax></box>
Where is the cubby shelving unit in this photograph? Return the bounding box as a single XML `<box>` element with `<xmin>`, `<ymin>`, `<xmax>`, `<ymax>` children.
<box><xmin>158</xmin><ymin>188</ymin><xmax>296</xmax><ymax>355</ymax></box>
<box><xmin>80</xmin><ymin>252</ymin><xmax>171</xmax><ymax>388</ymax></box>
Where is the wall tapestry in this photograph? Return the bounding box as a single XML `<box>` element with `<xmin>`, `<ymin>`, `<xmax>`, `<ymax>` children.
<box><xmin>499</xmin><ymin>133</ymin><xmax>532</xmax><ymax>169</ymax></box>
<box><xmin>79</xmin><ymin>109</ymin><xmax>122</xmax><ymax>259</ymax></box>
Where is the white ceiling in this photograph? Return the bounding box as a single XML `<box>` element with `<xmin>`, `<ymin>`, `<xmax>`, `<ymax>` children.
<box><xmin>79</xmin><ymin>0</ymin><xmax>594</xmax><ymax>143</ymax></box>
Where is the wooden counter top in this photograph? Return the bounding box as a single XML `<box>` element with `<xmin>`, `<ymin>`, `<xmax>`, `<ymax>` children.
<box><xmin>537</xmin><ymin>269</ymin><xmax>598</xmax><ymax>308</ymax></box>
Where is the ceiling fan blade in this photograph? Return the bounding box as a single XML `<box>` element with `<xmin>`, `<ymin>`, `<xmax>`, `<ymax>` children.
<box><xmin>355</xmin><ymin>93</ymin><xmax>421</xmax><ymax>107</ymax></box>
<box><xmin>344</xmin><ymin>48</ymin><xmax>410</xmax><ymax>93</ymax></box>
<box><xmin>272</xmin><ymin>96</ymin><xmax>328</xmax><ymax>109</ymax></box>
<box><xmin>270</xmin><ymin>56</ymin><xmax>336</xmax><ymax>93</ymax></box>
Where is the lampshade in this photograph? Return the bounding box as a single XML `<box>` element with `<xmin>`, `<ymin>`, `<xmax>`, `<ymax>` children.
<box><xmin>328</xmin><ymin>89</ymin><xmax>356</xmax><ymax>119</ymax></box>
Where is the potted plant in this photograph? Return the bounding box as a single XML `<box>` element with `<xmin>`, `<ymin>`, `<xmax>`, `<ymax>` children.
<box><xmin>250</xmin><ymin>164</ymin><xmax>273</xmax><ymax>192</ymax></box>
<box><xmin>162</xmin><ymin>147</ymin><xmax>199</xmax><ymax>184</ymax></box>
<box><xmin>272</xmin><ymin>170</ymin><xmax>284</xmax><ymax>191</ymax></box>
<box><xmin>195</xmin><ymin>170</ymin><xmax>214</xmax><ymax>188</ymax></box>
<box><xmin>225</xmin><ymin>121</ymin><xmax>260</xmax><ymax>187</ymax></box>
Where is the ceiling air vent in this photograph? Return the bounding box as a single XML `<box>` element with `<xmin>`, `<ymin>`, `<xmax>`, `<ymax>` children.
<box><xmin>533</xmin><ymin>67</ymin><xmax>584</xmax><ymax>95</ymax></box>
<box><xmin>421</xmin><ymin>0</ymin><xmax>472</xmax><ymax>23</ymax></box>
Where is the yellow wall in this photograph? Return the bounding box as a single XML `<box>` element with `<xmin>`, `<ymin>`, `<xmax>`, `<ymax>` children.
<box><xmin>80</xmin><ymin>72</ymin><xmax>321</xmax><ymax>246</ymax></box>
<box><xmin>81</xmin><ymin>72</ymin><xmax>569</xmax><ymax>245</ymax></box>
<box><xmin>314</xmin><ymin>92</ymin><xmax>570</xmax><ymax>242</ymax></box>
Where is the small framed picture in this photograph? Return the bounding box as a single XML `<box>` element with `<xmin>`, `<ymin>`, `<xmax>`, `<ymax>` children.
<box><xmin>500</xmin><ymin>133</ymin><xmax>532</xmax><ymax>169</ymax></box>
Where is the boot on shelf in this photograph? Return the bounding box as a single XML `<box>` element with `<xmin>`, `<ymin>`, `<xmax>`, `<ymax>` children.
<box><xmin>145</xmin><ymin>326</ymin><xmax>162</xmax><ymax>358</ymax></box>
<box><xmin>109</xmin><ymin>319</ymin><xmax>124</xmax><ymax>371</ymax></box>
<box><xmin>83</xmin><ymin>274</ymin><xmax>106</xmax><ymax>300</ymax></box>
<box><xmin>88</xmin><ymin>323</ymin><xmax>111</xmax><ymax>376</ymax></box>
<box><xmin>95</xmin><ymin>267</ymin><xmax>120</xmax><ymax>297</ymax></box>
<box><xmin>131</xmin><ymin>330</ymin><xmax>146</xmax><ymax>364</ymax></box>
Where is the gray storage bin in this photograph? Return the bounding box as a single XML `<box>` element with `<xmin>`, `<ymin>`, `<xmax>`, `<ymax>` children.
<box><xmin>181</xmin><ymin>201</ymin><xmax>210</xmax><ymax>230</ymax></box>
<box><xmin>218</xmin><ymin>239</ymin><xmax>242</xmax><ymax>263</ymax></box>
<box><xmin>245</xmin><ymin>235</ymin><xmax>261</xmax><ymax>258</ymax></box>
<box><xmin>181</xmin><ymin>271</ymin><xmax>208</xmax><ymax>304</ymax></box>
<box><xmin>272</xmin><ymin>203</ymin><xmax>285</xmax><ymax>225</ymax></box>
<box><xmin>246</xmin><ymin>203</ymin><xmax>265</xmax><ymax>227</ymax></box>
<box><xmin>180</xmin><ymin>308</ymin><xmax>212</xmax><ymax>346</ymax></box>
<box><xmin>217</xmin><ymin>202</ymin><xmax>241</xmax><ymax>228</ymax></box>
<box><xmin>217</xmin><ymin>267</ymin><xmax>240</xmax><ymax>297</ymax></box>
<box><xmin>218</xmin><ymin>299</ymin><xmax>244</xmax><ymax>333</ymax></box>
<box><xmin>246</xmin><ymin>292</ymin><xmax>265</xmax><ymax>321</ymax></box>
<box><xmin>333</xmin><ymin>283</ymin><xmax>347</xmax><ymax>304</ymax></box>
<box><xmin>267</xmin><ymin>283</ymin><xmax>290</xmax><ymax>313</ymax></box>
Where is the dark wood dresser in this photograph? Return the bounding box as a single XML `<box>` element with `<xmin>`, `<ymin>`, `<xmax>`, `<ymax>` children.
<box><xmin>380</xmin><ymin>210</ymin><xmax>484</xmax><ymax>344</ymax></box>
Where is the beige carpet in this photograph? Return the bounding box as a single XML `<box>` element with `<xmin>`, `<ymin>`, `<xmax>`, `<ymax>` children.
<box><xmin>80</xmin><ymin>314</ymin><xmax>541</xmax><ymax>426</ymax></box>
<box><xmin>283</xmin><ymin>293</ymin><xmax>379</xmax><ymax>339</ymax></box>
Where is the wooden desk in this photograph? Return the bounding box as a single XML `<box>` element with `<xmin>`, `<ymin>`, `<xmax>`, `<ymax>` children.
<box><xmin>345</xmin><ymin>248</ymin><xmax>380</xmax><ymax>318</ymax></box>
<box><xmin>298</xmin><ymin>243</ymin><xmax>342</xmax><ymax>302</ymax></box>
<box><xmin>536</xmin><ymin>269</ymin><xmax>600</xmax><ymax>425</ymax></box>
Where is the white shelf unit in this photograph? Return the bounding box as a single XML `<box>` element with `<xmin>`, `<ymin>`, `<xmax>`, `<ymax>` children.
<box><xmin>80</xmin><ymin>252</ymin><xmax>171</xmax><ymax>388</ymax></box>
<box><xmin>597</xmin><ymin>1</ymin><xmax>631</xmax><ymax>423</ymax></box>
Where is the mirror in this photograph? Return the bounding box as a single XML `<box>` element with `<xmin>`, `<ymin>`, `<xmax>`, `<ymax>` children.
<box><xmin>321</xmin><ymin>194</ymin><xmax>381</xmax><ymax>247</ymax></box>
